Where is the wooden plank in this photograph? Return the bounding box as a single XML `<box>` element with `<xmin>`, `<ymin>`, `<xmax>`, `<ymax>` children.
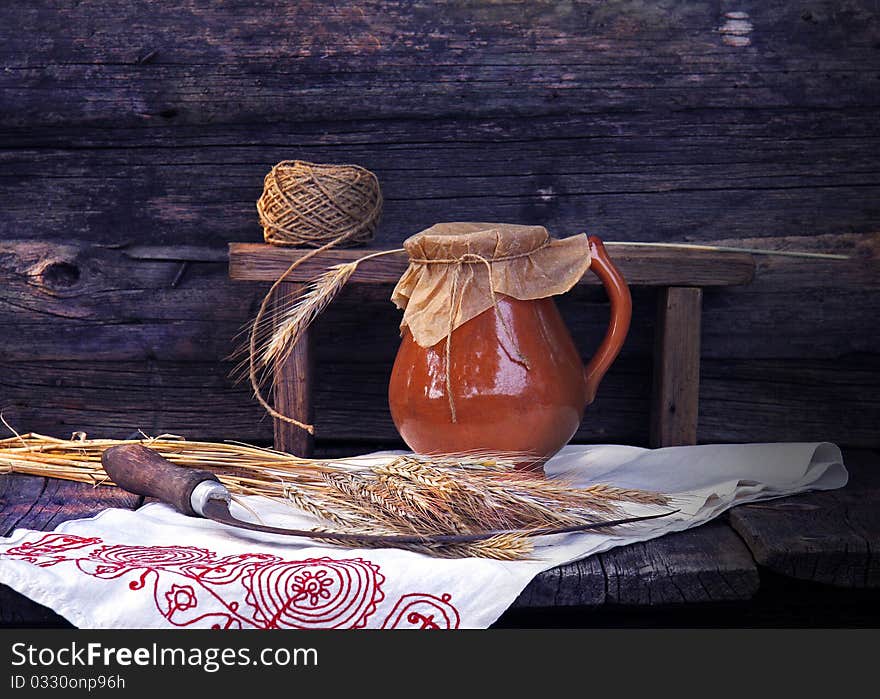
<box><xmin>514</xmin><ymin>555</ymin><xmax>607</xmax><ymax>608</ymax></box>
<box><xmin>0</xmin><ymin>233</ymin><xmax>877</xmax><ymax>451</ymax></box>
<box><xmin>599</xmin><ymin>521</ymin><xmax>760</xmax><ymax>605</ymax></box>
<box><xmin>229</xmin><ymin>243</ymin><xmax>755</xmax><ymax>286</ymax></box>
<box><xmin>1</xmin><ymin>2</ymin><xmax>878</xmax><ymax>241</ymax></box>
<box><xmin>729</xmin><ymin>450</ymin><xmax>880</xmax><ymax>588</ymax></box>
<box><xmin>0</xmin><ymin>474</ymin><xmax>45</xmax><ymax>537</ymax></box>
<box><xmin>0</xmin><ymin>357</ymin><xmax>645</xmax><ymax>446</ymax></box>
<box><xmin>0</xmin><ymin>239</ymin><xmax>263</xmax><ymax>363</ymax></box>
<box><xmin>2</xmin><ymin>2</ymin><xmax>877</xmax><ymax>254</ymax></box>
<box><xmin>9</xmin><ymin>108</ymin><xmax>880</xmax><ymax>153</ymax></box>
<box><xmin>1</xmin><ymin>354</ymin><xmax>878</xmax><ymax>449</ymax></box>
<box><xmin>0</xmin><ymin>474</ymin><xmax>141</xmax><ymax>627</ymax></box>
<box><xmin>0</xmin><ymin>475</ymin><xmax>141</xmax><ymax>538</ymax></box>
<box><xmin>1</xmin><ymin>2</ymin><xmax>878</xmax><ymax>129</ymax></box>
<box><xmin>1</xmin><ymin>237</ymin><xmax>873</xmax><ymax>364</ymax></box>
<box><xmin>697</xmin><ymin>356</ymin><xmax>880</xmax><ymax>447</ymax></box>
<box><xmin>1</xmin><ymin>122</ymin><xmax>879</xmax><ymax>248</ymax></box>
<box><xmin>272</xmin><ymin>283</ymin><xmax>314</xmax><ymax>457</ymax></box>
<box><xmin>651</xmin><ymin>287</ymin><xmax>703</xmax><ymax>447</ymax></box>
<box><xmin>515</xmin><ymin>521</ymin><xmax>759</xmax><ymax>608</ymax></box>
<box><xmin>0</xmin><ymin>360</ymin><xmax>269</xmax><ymax>442</ymax></box>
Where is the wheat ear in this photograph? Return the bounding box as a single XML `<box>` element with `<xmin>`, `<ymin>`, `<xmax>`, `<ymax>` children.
<box><xmin>311</xmin><ymin>530</ymin><xmax>533</xmax><ymax>560</ymax></box>
<box><xmin>263</xmin><ymin>262</ymin><xmax>358</xmax><ymax>366</ymax></box>
<box><xmin>242</xmin><ymin>246</ymin><xmax>405</xmax><ymax>434</ymax></box>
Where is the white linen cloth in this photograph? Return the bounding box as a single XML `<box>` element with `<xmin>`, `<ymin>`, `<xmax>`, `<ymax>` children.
<box><xmin>0</xmin><ymin>442</ymin><xmax>846</xmax><ymax>629</ymax></box>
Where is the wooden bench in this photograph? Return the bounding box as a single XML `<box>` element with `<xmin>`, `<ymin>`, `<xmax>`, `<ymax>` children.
<box><xmin>228</xmin><ymin>242</ymin><xmax>756</xmax><ymax>456</ymax></box>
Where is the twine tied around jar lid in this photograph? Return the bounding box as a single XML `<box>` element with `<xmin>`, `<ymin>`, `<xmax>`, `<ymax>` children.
<box><xmin>391</xmin><ymin>223</ymin><xmax>592</xmax><ymax>347</ymax></box>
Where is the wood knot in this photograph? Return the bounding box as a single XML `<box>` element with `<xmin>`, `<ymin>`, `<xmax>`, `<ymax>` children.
<box><xmin>39</xmin><ymin>260</ymin><xmax>81</xmax><ymax>289</ymax></box>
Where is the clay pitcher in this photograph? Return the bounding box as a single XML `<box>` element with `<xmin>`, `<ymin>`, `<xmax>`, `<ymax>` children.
<box><xmin>388</xmin><ymin>224</ymin><xmax>632</xmax><ymax>470</ymax></box>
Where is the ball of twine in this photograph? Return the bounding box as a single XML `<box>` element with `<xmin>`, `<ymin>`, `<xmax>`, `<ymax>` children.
<box><xmin>256</xmin><ymin>160</ymin><xmax>382</xmax><ymax>248</ymax></box>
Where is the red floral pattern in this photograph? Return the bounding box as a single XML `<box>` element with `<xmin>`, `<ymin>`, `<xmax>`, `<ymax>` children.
<box><xmin>3</xmin><ymin>533</ymin><xmax>461</xmax><ymax>629</ymax></box>
<box><xmin>3</xmin><ymin>533</ymin><xmax>386</xmax><ymax>629</ymax></box>
<box><xmin>164</xmin><ymin>585</ymin><xmax>198</xmax><ymax>614</ymax></box>
<box><xmin>243</xmin><ymin>558</ymin><xmax>385</xmax><ymax>629</ymax></box>
<box><xmin>381</xmin><ymin>593</ymin><xmax>461</xmax><ymax>629</ymax></box>
<box><xmin>3</xmin><ymin>533</ymin><xmax>102</xmax><ymax>567</ymax></box>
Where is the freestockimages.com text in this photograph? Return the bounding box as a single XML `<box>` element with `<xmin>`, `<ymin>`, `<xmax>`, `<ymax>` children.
<box><xmin>10</xmin><ymin>641</ymin><xmax>318</xmax><ymax>674</ymax></box>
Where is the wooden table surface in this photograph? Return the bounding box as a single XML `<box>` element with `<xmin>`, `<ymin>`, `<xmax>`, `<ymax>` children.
<box><xmin>1</xmin><ymin>449</ymin><xmax>878</xmax><ymax>627</ymax></box>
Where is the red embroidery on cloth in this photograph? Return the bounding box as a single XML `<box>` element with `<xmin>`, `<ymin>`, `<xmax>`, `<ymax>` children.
<box><xmin>3</xmin><ymin>533</ymin><xmax>384</xmax><ymax>629</ymax></box>
<box><xmin>243</xmin><ymin>558</ymin><xmax>384</xmax><ymax>629</ymax></box>
<box><xmin>381</xmin><ymin>593</ymin><xmax>460</xmax><ymax>629</ymax></box>
<box><xmin>3</xmin><ymin>533</ymin><xmax>101</xmax><ymax>567</ymax></box>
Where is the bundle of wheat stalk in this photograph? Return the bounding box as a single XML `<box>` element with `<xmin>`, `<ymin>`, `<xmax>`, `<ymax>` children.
<box><xmin>0</xmin><ymin>432</ymin><xmax>672</xmax><ymax>560</ymax></box>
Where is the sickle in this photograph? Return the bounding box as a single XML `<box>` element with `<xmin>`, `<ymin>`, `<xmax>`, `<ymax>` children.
<box><xmin>102</xmin><ymin>444</ymin><xmax>677</xmax><ymax>546</ymax></box>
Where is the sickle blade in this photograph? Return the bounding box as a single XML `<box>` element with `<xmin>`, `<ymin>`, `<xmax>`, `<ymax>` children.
<box><xmin>201</xmin><ymin>498</ymin><xmax>459</xmax><ymax>544</ymax></box>
<box><xmin>200</xmin><ymin>498</ymin><xmax>678</xmax><ymax>547</ymax></box>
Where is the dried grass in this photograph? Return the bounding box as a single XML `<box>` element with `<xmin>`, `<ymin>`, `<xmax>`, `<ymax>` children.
<box><xmin>0</xmin><ymin>432</ymin><xmax>672</xmax><ymax>559</ymax></box>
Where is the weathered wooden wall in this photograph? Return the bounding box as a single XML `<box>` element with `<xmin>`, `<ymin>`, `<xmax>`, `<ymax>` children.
<box><xmin>1</xmin><ymin>1</ymin><xmax>878</xmax><ymax>448</ymax></box>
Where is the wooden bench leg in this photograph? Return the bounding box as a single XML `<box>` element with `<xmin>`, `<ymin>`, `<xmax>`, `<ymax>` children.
<box><xmin>650</xmin><ymin>286</ymin><xmax>702</xmax><ymax>447</ymax></box>
<box><xmin>272</xmin><ymin>281</ymin><xmax>314</xmax><ymax>457</ymax></box>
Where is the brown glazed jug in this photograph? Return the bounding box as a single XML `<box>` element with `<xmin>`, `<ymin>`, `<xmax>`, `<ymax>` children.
<box><xmin>388</xmin><ymin>226</ymin><xmax>632</xmax><ymax>470</ymax></box>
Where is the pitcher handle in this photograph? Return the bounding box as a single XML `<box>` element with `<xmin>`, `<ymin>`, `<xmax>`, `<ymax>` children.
<box><xmin>583</xmin><ymin>236</ymin><xmax>632</xmax><ymax>405</ymax></box>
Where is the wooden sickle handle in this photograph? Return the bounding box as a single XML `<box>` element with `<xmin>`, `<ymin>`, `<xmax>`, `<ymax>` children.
<box><xmin>102</xmin><ymin>444</ymin><xmax>220</xmax><ymax>516</ymax></box>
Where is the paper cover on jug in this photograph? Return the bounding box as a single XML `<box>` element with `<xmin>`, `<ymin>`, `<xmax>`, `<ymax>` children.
<box><xmin>391</xmin><ymin>222</ymin><xmax>591</xmax><ymax>348</ymax></box>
